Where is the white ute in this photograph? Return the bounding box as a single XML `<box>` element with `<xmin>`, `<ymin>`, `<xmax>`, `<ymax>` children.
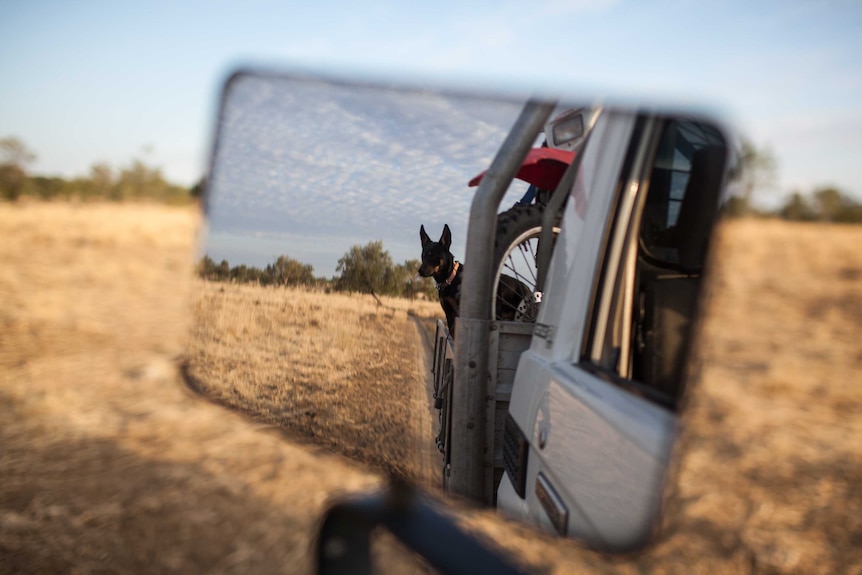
<box><xmin>432</xmin><ymin>102</ymin><xmax>732</xmax><ymax>551</ymax></box>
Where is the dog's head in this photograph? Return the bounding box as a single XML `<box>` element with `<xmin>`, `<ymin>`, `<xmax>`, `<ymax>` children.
<box><xmin>418</xmin><ymin>224</ymin><xmax>453</xmax><ymax>278</ymax></box>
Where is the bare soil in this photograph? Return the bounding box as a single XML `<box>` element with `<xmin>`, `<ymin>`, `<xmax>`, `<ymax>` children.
<box><xmin>1</xmin><ymin>202</ymin><xmax>861</xmax><ymax>574</ymax></box>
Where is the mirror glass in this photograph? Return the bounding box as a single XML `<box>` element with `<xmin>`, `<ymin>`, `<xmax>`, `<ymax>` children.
<box><xmin>186</xmin><ymin>73</ymin><xmax>544</xmax><ymax>486</ymax></box>
<box><xmin>185</xmin><ymin>70</ymin><xmax>731</xmax><ymax>551</ymax></box>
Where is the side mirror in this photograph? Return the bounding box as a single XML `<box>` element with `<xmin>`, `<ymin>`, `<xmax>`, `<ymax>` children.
<box><xmin>185</xmin><ymin>69</ymin><xmax>733</xmax><ymax>553</ymax></box>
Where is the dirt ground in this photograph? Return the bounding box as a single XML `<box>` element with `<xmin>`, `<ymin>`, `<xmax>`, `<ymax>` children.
<box><xmin>1</xmin><ymin>202</ymin><xmax>861</xmax><ymax>574</ymax></box>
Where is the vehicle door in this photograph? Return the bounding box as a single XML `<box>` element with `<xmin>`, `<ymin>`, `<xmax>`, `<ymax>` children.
<box><xmin>499</xmin><ymin>112</ymin><xmax>729</xmax><ymax>551</ymax></box>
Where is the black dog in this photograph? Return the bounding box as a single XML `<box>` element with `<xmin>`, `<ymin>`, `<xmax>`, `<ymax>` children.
<box><xmin>419</xmin><ymin>224</ymin><xmax>535</xmax><ymax>337</ymax></box>
<box><xmin>419</xmin><ymin>224</ymin><xmax>463</xmax><ymax>336</ymax></box>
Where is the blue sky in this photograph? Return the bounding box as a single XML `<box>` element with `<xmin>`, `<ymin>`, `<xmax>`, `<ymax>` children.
<box><xmin>1</xmin><ymin>0</ymin><xmax>860</xmax><ymax>209</ymax></box>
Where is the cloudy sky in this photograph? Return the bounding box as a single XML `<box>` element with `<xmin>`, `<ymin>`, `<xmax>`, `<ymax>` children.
<box><xmin>2</xmin><ymin>0</ymin><xmax>860</xmax><ymax>270</ymax></box>
<box><xmin>205</xmin><ymin>74</ymin><xmax>539</xmax><ymax>273</ymax></box>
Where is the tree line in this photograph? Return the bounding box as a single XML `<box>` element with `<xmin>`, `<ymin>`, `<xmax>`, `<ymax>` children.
<box><xmin>774</xmin><ymin>187</ymin><xmax>862</xmax><ymax>223</ymax></box>
<box><xmin>725</xmin><ymin>139</ymin><xmax>862</xmax><ymax>223</ymax></box>
<box><xmin>5</xmin><ymin>133</ymin><xmax>860</xmax><ymax>223</ymax></box>
<box><xmin>0</xmin><ymin>136</ymin><xmax>199</xmax><ymax>204</ymax></box>
<box><xmin>198</xmin><ymin>240</ymin><xmax>438</xmax><ymax>300</ymax></box>
<box><xmin>724</xmin><ymin>185</ymin><xmax>862</xmax><ymax>223</ymax></box>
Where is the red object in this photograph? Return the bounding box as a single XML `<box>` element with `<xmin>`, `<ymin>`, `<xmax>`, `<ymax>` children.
<box><xmin>468</xmin><ymin>147</ymin><xmax>576</xmax><ymax>190</ymax></box>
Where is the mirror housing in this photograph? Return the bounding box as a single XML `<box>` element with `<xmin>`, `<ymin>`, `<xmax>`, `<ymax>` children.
<box><xmin>317</xmin><ymin>482</ymin><xmax>528</xmax><ymax>575</ymax></box>
<box><xmin>189</xmin><ymin>69</ymin><xmax>733</xmax><ymax>552</ymax></box>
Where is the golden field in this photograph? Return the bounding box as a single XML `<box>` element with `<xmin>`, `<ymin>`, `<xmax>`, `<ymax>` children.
<box><xmin>1</xmin><ymin>201</ymin><xmax>861</xmax><ymax>574</ymax></box>
<box><xmin>185</xmin><ymin>280</ymin><xmax>442</xmax><ymax>485</ymax></box>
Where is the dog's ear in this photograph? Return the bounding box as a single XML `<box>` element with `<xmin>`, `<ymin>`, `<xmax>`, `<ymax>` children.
<box><xmin>441</xmin><ymin>224</ymin><xmax>452</xmax><ymax>249</ymax></box>
<box><xmin>420</xmin><ymin>225</ymin><xmax>431</xmax><ymax>247</ymax></box>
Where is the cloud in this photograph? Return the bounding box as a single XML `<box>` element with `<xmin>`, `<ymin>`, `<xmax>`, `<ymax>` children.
<box><xmin>205</xmin><ymin>73</ymin><xmax>546</xmax><ymax>274</ymax></box>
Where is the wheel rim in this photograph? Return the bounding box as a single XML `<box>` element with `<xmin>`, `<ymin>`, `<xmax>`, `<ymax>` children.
<box><xmin>492</xmin><ymin>225</ymin><xmax>560</xmax><ymax>323</ymax></box>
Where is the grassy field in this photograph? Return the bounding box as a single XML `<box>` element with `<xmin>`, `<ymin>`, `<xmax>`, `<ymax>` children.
<box><xmin>185</xmin><ymin>280</ymin><xmax>441</xmax><ymax>485</ymax></box>
<box><xmin>1</xmin><ymin>201</ymin><xmax>861</xmax><ymax>574</ymax></box>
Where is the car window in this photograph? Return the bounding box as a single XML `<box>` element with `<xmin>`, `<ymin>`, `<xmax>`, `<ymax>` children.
<box><xmin>583</xmin><ymin>118</ymin><xmax>727</xmax><ymax>409</ymax></box>
<box><xmin>640</xmin><ymin>121</ymin><xmax>726</xmax><ymax>269</ymax></box>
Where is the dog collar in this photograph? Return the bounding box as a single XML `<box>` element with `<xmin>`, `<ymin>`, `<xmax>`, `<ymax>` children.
<box><xmin>436</xmin><ymin>261</ymin><xmax>460</xmax><ymax>291</ymax></box>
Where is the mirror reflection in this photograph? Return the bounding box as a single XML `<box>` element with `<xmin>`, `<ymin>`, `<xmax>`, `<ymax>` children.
<box><xmin>187</xmin><ymin>74</ymin><xmax>537</xmax><ymax>484</ymax></box>
<box><xmin>186</xmin><ymin>71</ymin><xmax>731</xmax><ymax>552</ymax></box>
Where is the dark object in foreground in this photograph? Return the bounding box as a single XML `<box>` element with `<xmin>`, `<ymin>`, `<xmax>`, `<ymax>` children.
<box><xmin>317</xmin><ymin>481</ymin><xmax>529</xmax><ymax>575</ymax></box>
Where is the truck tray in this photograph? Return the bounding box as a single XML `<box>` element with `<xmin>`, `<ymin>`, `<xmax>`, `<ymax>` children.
<box><xmin>431</xmin><ymin>319</ymin><xmax>533</xmax><ymax>504</ymax></box>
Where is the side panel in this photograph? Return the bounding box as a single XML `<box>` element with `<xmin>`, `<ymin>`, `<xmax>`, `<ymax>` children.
<box><xmin>484</xmin><ymin>321</ymin><xmax>534</xmax><ymax>504</ymax></box>
<box><xmin>499</xmin><ymin>111</ymin><xmax>677</xmax><ymax>550</ymax></box>
<box><xmin>529</xmin><ymin>364</ymin><xmax>674</xmax><ymax>548</ymax></box>
<box><xmin>432</xmin><ymin>320</ymin><xmax>455</xmax><ymax>489</ymax></box>
<box><xmin>500</xmin><ymin>339</ymin><xmax>676</xmax><ymax>550</ymax></box>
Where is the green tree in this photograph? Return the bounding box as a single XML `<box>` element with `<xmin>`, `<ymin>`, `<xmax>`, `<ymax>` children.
<box><xmin>28</xmin><ymin>176</ymin><xmax>66</xmax><ymax>200</ymax></box>
<box><xmin>779</xmin><ymin>192</ymin><xmax>815</xmax><ymax>221</ymax></box>
<box><xmin>726</xmin><ymin>138</ymin><xmax>776</xmax><ymax>217</ymax></box>
<box><xmin>811</xmin><ymin>187</ymin><xmax>844</xmax><ymax>221</ymax></box>
<box><xmin>112</xmin><ymin>157</ymin><xmax>189</xmax><ymax>203</ymax></box>
<box><xmin>217</xmin><ymin>259</ymin><xmax>231</xmax><ymax>280</ymax></box>
<box><xmin>115</xmin><ymin>159</ymin><xmax>162</xmax><ymax>200</ymax></box>
<box><xmin>811</xmin><ymin>187</ymin><xmax>862</xmax><ymax>223</ymax></box>
<box><xmin>776</xmin><ymin>187</ymin><xmax>862</xmax><ymax>224</ymax></box>
<box><xmin>230</xmin><ymin>264</ymin><xmax>251</xmax><ymax>283</ymax></box>
<box><xmin>0</xmin><ymin>136</ymin><xmax>36</xmax><ymax>201</ymax></box>
<box><xmin>335</xmin><ymin>241</ymin><xmax>395</xmax><ymax>295</ymax></box>
<box><xmin>197</xmin><ymin>256</ymin><xmax>219</xmax><ymax>280</ymax></box>
<box><xmin>88</xmin><ymin>162</ymin><xmax>115</xmax><ymax>199</ymax></box>
<box><xmin>268</xmin><ymin>255</ymin><xmax>315</xmax><ymax>286</ymax></box>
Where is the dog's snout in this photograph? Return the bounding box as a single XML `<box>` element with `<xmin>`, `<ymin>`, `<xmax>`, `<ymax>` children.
<box><xmin>418</xmin><ymin>263</ymin><xmax>434</xmax><ymax>277</ymax></box>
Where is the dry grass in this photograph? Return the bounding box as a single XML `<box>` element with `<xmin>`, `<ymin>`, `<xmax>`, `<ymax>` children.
<box><xmin>665</xmin><ymin>219</ymin><xmax>862</xmax><ymax>573</ymax></box>
<box><xmin>1</xmin><ymin>202</ymin><xmax>860</xmax><ymax>574</ymax></box>
<box><xmin>0</xmin><ymin>202</ymin><xmax>384</xmax><ymax>574</ymax></box>
<box><xmin>185</xmin><ymin>281</ymin><xmax>441</xmax><ymax>482</ymax></box>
